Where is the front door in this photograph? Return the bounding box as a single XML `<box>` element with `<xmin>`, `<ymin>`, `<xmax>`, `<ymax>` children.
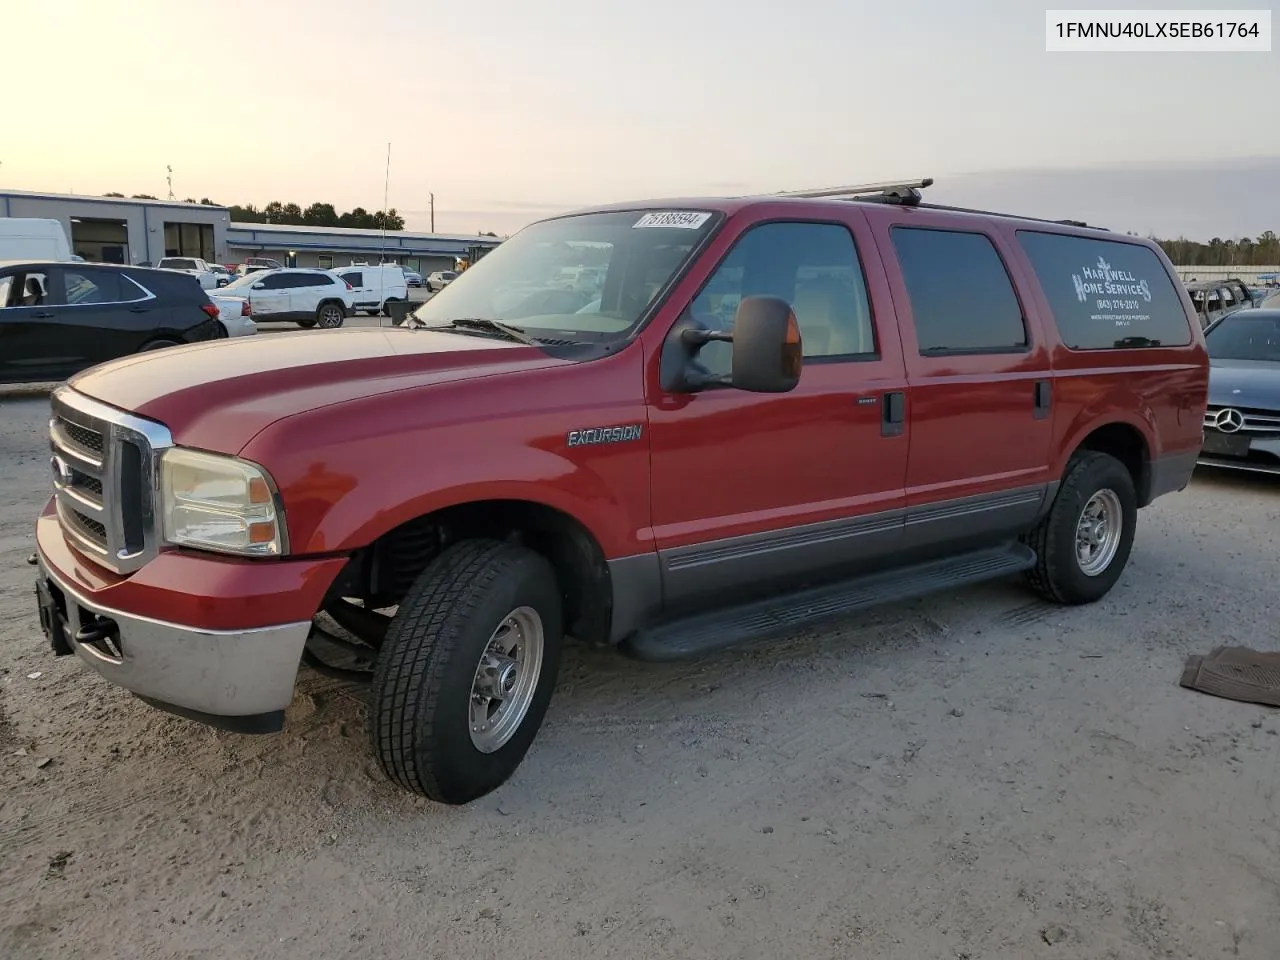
<box><xmin>869</xmin><ymin>215</ymin><xmax>1056</xmax><ymax>551</ymax></box>
<box><xmin>646</xmin><ymin>214</ymin><xmax>909</xmax><ymax>614</ymax></box>
<box><xmin>249</xmin><ymin>273</ymin><xmax>291</xmax><ymax>318</ymax></box>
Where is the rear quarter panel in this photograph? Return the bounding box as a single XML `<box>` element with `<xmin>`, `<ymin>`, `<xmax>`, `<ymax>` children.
<box><xmin>999</xmin><ymin>229</ymin><xmax>1208</xmax><ymax>477</ymax></box>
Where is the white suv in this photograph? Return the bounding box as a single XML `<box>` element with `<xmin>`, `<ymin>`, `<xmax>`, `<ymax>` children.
<box><xmin>217</xmin><ymin>268</ymin><xmax>356</xmax><ymax>328</ymax></box>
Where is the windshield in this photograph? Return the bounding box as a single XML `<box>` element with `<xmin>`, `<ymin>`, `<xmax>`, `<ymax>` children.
<box><xmin>159</xmin><ymin>259</ymin><xmax>196</xmax><ymax>269</ymax></box>
<box><xmin>1206</xmin><ymin>312</ymin><xmax>1280</xmax><ymax>361</ymax></box>
<box><xmin>411</xmin><ymin>209</ymin><xmax>719</xmax><ymax>341</ymax></box>
<box><xmin>221</xmin><ymin>270</ymin><xmax>273</xmax><ymax>290</ymax></box>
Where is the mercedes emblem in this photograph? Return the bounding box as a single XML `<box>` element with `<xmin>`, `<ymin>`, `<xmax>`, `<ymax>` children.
<box><xmin>1213</xmin><ymin>408</ymin><xmax>1245</xmax><ymax>434</ymax></box>
<box><xmin>50</xmin><ymin>455</ymin><xmax>74</xmax><ymax>487</ymax></box>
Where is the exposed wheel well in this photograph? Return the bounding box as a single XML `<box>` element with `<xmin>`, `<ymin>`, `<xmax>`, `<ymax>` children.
<box><xmin>330</xmin><ymin>500</ymin><xmax>613</xmax><ymax>646</ymax></box>
<box><xmin>1072</xmin><ymin>423</ymin><xmax>1152</xmax><ymax>505</ymax></box>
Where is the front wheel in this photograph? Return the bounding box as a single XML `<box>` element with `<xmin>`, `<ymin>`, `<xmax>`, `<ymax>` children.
<box><xmin>369</xmin><ymin>540</ymin><xmax>563</xmax><ymax>804</ymax></box>
<box><xmin>315</xmin><ymin>302</ymin><xmax>345</xmax><ymax>328</ymax></box>
<box><xmin>1022</xmin><ymin>451</ymin><xmax>1137</xmax><ymax>605</ymax></box>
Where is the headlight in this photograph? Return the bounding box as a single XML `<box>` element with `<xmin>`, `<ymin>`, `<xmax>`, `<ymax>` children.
<box><xmin>160</xmin><ymin>448</ymin><xmax>286</xmax><ymax>557</ymax></box>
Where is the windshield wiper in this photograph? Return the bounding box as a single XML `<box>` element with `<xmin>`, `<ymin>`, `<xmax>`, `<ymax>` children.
<box><xmin>409</xmin><ymin>316</ymin><xmax>539</xmax><ymax>346</ymax></box>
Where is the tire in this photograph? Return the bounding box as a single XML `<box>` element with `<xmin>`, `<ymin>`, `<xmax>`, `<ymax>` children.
<box><xmin>315</xmin><ymin>302</ymin><xmax>345</xmax><ymax>328</ymax></box>
<box><xmin>296</xmin><ymin>318</ymin><xmax>317</xmax><ymax>329</ymax></box>
<box><xmin>1022</xmin><ymin>451</ymin><xmax>1137</xmax><ymax>605</ymax></box>
<box><xmin>369</xmin><ymin>539</ymin><xmax>563</xmax><ymax>804</ymax></box>
<box><xmin>139</xmin><ymin>338</ymin><xmax>181</xmax><ymax>352</ymax></box>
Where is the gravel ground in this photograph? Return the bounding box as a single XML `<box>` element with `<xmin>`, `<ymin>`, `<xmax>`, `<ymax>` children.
<box><xmin>1</xmin><ymin>393</ymin><xmax>1278</xmax><ymax>960</ymax></box>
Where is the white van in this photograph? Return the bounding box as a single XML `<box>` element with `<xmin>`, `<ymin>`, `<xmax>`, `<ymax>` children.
<box><xmin>333</xmin><ymin>263</ymin><xmax>408</xmax><ymax>315</ymax></box>
<box><xmin>0</xmin><ymin>218</ymin><xmax>73</xmax><ymax>261</ymax></box>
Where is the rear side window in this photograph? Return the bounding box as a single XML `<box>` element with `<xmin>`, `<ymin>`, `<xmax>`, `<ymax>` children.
<box><xmin>1016</xmin><ymin>231</ymin><xmax>1192</xmax><ymax>349</ymax></box>
<box><xmin>342</xmin><ymin>272</ymin><xmax>363</xmax><ymax>286</ymax></box>
<box><xmin>891</xmin><ymin>227</ymin><xmax>1027</xmax><ymax>354</ymax></box>
<box><xmin>63</xmin><ymin>269</ymin><xmax>123</xmax><ymax>304</ymax></box>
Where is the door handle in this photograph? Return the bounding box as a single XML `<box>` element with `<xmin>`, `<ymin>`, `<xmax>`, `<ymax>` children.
<box><xmin>129</xmin><ymin>306</ymin><xmax>149</xmax><ymax>313</ymax></box>
<box><xmin>881</xmin><ymin>390</ymin><xmax>905</xmax><ymax>437</ymax></box>
<box><xmin>1033</xmin><ymin>380</ymin><xmax>1052</xmax><ymax>420</ymax></box>
<box><xmin>33</xmin><ymin>311</ymin><xmax>54</xmax><ymax>318</ymax></box>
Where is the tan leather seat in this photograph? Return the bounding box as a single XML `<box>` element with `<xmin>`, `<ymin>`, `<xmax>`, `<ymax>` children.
<box><xmin>792</xmin><ymin>278</ymin><xmax>869</xmax><ymax>355</ymax></box>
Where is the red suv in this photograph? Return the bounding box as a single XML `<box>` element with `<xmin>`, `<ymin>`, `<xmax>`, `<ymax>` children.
<box><xmin>32</xmin><ymin>179</ymin><xmax>1209</xmax><ymax>804</ymax></box>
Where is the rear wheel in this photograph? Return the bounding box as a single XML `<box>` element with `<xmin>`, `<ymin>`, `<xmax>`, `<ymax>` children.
<box><xmin>369</xmin><ymin>540</ymin><xmax>564</xmax><ymax>804</ymax></box>
<box><xmin>138</xmin><ymin>338</ymin><xmax>181</xmax><ymax>352</ymax></box>
<box><xmin>1022</xmin><ymin>451</ymin><xmax>1137</xmax><ymax>605</ymax></box>
<box><xmin>315</xmin><ymin>302</ymin><xmax>345</xmax><ymax>328</ymax></box>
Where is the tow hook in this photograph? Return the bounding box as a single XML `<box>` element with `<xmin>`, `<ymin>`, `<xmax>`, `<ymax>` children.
<box><xmin>76</xmin><ymin>616</ymin><xmax>122</xmax><ymax>658</ymax></box>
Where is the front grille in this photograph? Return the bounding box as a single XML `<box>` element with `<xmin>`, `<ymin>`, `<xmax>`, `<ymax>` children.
<box><xmin>49</xmin><ymin>387</ymin><xmax>173</xmax><ymax>574</ymax></box>
<box><xmin>1203</xmin><ymin>405</ymin><xmax>1280</xmax><ymax>435</ymax></box>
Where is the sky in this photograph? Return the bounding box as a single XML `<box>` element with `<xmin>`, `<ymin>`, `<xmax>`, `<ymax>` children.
<box><xmin>2</xmin><ymin>0</ymin><xmax>1277</xmax><ymax>238</ymax></box>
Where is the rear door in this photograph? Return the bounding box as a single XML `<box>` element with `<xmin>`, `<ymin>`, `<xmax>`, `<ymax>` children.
<box><xmin>54</xmin><ymin>266</ymin><xmax>157</xmax><ymax>365</ymax></box>
<box><xmin>337</xmin><ymin>270</ymin><xmax>369</xmax><ymax>308</ymax></box>
<box><xmin>289</xmin><ymin>272</ymin><xmax>336</xmax><ymax>315</ymax></box>
<box><xmin>870</xmin><ymin>214</ymin><xmax>1056</xmax><ymax>551</ymax></box>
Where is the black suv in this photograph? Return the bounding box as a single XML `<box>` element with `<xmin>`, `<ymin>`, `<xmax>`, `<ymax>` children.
<box><xmin>0</xmin><ymin>261</ymin><xmax>223</xmax><ymax>383</ymax></box>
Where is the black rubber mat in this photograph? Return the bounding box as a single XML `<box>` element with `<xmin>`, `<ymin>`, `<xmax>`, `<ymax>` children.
<box><xmin>1180</xmin><ymin>646</ymin><xmax>1280</xmax><ymax>708</ymax></box>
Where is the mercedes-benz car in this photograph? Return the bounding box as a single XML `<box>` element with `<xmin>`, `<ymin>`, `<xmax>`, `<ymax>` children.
<box><xmin>1198</xmin><ymin>308</ymin><xmax>1280</xmax><ymax>475</ymax></box>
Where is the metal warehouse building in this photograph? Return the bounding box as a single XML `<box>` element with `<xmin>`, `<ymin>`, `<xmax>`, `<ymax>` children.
<box><xmin>0</xmin><ymin>190</ymin><xmax>502</xmax><ymax>274</ymax></box>
<box><xmin>0</xmin><ymin>190</ymin><xmax>230</xmax><ymax>264</ymax></box>
<box><xmin>226</xmin><ymin>222</ymin><xmax>501</xmax><ymax>276</ymax></box>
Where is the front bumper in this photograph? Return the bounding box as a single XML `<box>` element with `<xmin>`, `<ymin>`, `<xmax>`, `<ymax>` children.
<box><xmin>35</xmin><ymin>553</ymin><xmax>311</xmax><ymax>731</ymax></box>
<box><xmin>1198</xmin><ymin>430</ymin><xmax>1280</xmax><ymax>475</ymax></box>
<box><xmin>34</xmin><ymin>504</ymin><xmax>347</xmax><ymax>732</ymax></box>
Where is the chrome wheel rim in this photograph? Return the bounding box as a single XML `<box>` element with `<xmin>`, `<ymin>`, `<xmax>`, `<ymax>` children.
<box><xmin>469</xmin><ymin>606</ymin><xmax>544</xmax><ymax>753</ymax></box>
<box><xmin>1075</xmin><ymin>489</ymin><xmax>1123</xmax><ymax>577</ymax></box>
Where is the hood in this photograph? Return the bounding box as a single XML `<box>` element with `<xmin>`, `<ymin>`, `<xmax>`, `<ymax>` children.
<box><xmin>69</xmin><ymin>328</ymin><xmax>568</xmax><ymax>453</ymax></box>
<box><xmin>1208</xmin><ymin>358</ymin><xmax>1280</xmax><ymax>409</ymax></box>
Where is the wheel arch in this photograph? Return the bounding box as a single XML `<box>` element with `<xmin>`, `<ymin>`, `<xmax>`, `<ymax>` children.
<box><xmin>332</xmin><ymin>495</ymin><xmax>617</xmax><ymax>647</ymax></box>
<box><xmin>1058</xmin><ymin>416</ymin><xmax>1155</xmax><ymax>506</ymax></box>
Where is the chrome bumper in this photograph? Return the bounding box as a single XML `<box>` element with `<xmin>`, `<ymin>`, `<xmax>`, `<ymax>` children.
<box><xmin>36</xmin><ymin>551</ymin><xmax>311</xmax><ymax>730</ymax></box>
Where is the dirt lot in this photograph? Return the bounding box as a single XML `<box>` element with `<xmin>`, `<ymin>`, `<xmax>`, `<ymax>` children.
<box><xmin>1</xmin><ymin>393</ymin><xmax>1278</xmax><ymax>960</ymax></box>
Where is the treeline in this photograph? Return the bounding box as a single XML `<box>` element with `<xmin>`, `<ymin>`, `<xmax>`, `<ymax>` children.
<box><xmin>1153</xmin><ymin>231</ymin><xmax>1280</xmax><ymax>267</ymax></box>
<box><xmin>102</xmin><ymin>192</ymin><xmax>405</xmax><ymax>230</ymax></box>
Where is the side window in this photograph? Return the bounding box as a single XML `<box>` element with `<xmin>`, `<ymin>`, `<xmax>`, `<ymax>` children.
<box><xmin>891</xmin><ymin>227</ymin><xmax>1027</xmax><ymax>354</ymax></box>
<box><xmin>63</xmin><ymin>270</ymin><xmax>124</xmax><ymax>305</ymax></box>
<box><xmin>7</xmin><ymin>271</ymin><xmax>51</xmax><ymax>308</ymax></box>
<box><xmin>258</xmin><ymin>274</ymin><xmax>287</xmax><ymax>290</ymax></box>
<box><xmin>342</xmin><ymin>272</ymin><xmax>363</xmax><ymax>286</ymax></box>
<box><xmin>1016</xmin><ymin>231</ymin><xmax>1193</xmax><ymax>349</ymax></box>
<box><xmin>688</xmin><ymin>221</ymin><xmax>877</xmax><ymax>375</ymax></box>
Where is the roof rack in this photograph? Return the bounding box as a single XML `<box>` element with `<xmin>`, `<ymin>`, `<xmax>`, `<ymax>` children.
<box><xmin>775</xmin><ymin>178</ymin><xmax>934</xmax><ymax>206</ymax></box>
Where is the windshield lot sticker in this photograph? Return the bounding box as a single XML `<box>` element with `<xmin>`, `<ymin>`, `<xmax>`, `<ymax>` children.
<box><xmin>567</xmin><ymin>424</ymin><xmax>644</xmax><ymax>447</ymax></box>
<box><xmin>633</xmin><ymin>211</ymin><xmax>711</xmax><ymax>230</ymax></box>
<box><xmin>1072</xmin><ymin>256</ymin><xmax>1153</xmax><ymax>329</ymax></box>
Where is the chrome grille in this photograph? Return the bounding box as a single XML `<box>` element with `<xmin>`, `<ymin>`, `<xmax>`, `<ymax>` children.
<box><xmin>1203</xmin><ymin>405</ymin><xmax>1280</xmax><ymax>435</ymax></box>
<box><xmin>49</xmin><ymin>386</ymin><xmax>173</xmax><ymax>574</ymax></box>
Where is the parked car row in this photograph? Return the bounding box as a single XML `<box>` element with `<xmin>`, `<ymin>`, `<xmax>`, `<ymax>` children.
<box><xmin>0</xmin><ymin>260</ymin><xmax>230</xmax><ymax>383</ymax></box>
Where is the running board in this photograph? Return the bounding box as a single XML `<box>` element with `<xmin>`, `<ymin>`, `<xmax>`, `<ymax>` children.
<box><xmin>621</xmin><ymin>542</ymin><xmax>1037</xmax><ymax>662</ymax></box>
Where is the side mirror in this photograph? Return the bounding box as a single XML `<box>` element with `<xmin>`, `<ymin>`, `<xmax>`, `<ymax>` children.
<box><xmin>252</xmin><ymin>283</ymin><xmax>265</xmax><ymax>290</ymax></box>
<box><xmin>729</xmin><ymin>296</ymin><xmax>803</xmax><ymax>393</ymax></box>
<box><xmin>659</xmin><ymin>294</ymin><xmax>803</xmax><ymax>394</ymax></box>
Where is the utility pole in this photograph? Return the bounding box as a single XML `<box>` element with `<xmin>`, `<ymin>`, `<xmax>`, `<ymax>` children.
<box><xmin>430</xmin><ymin>192</ymin><xmax>435</xmax><ymax>233</ymax></box>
